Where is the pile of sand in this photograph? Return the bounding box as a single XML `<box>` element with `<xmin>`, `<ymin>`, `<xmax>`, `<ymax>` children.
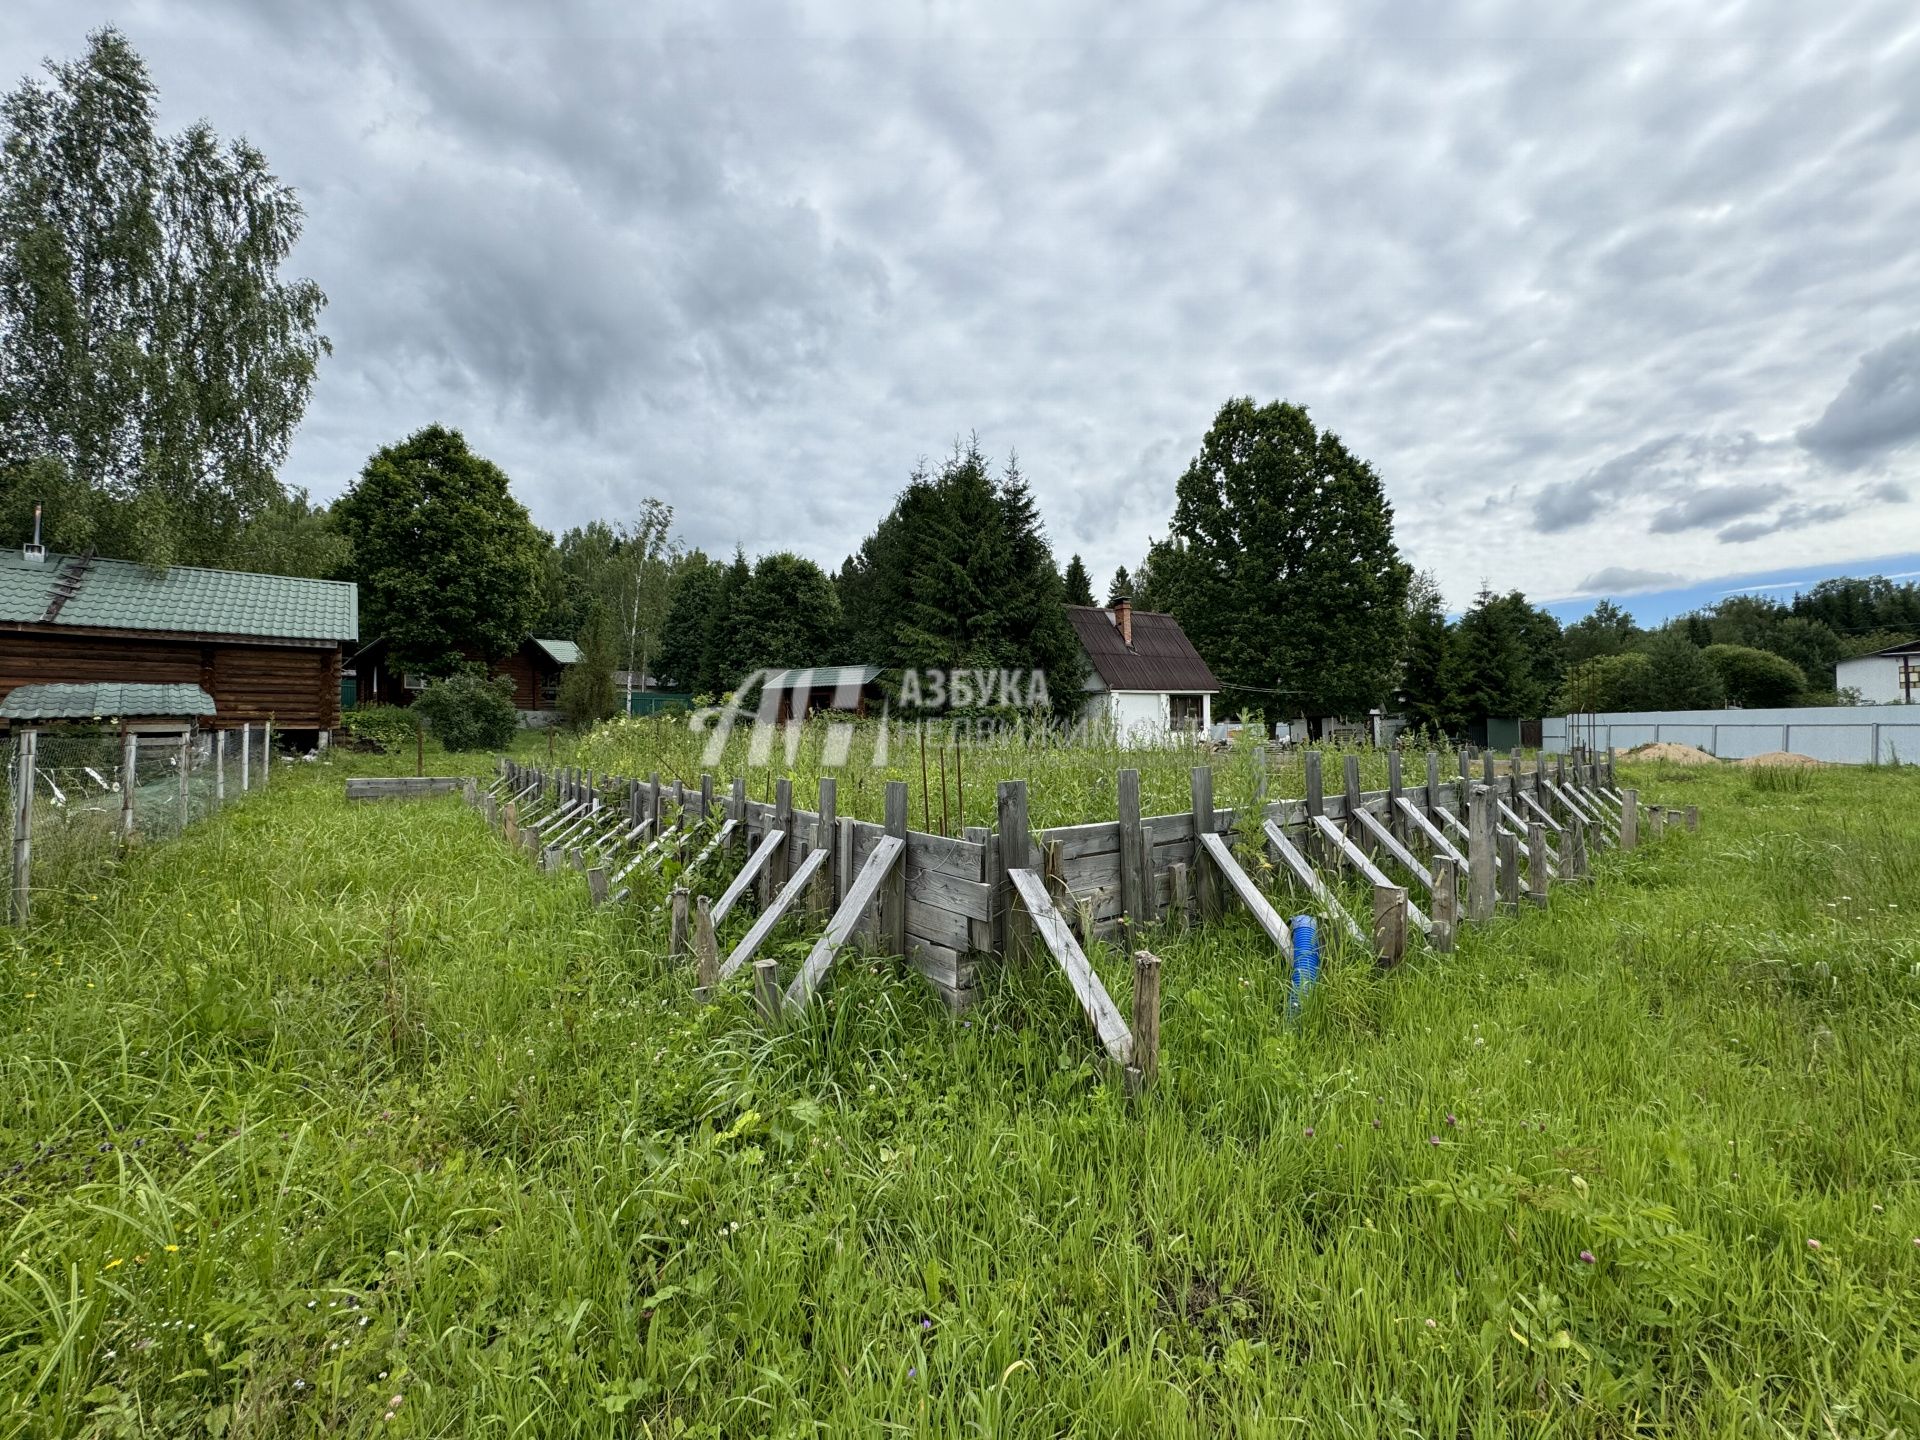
<box><xmin>1735</xmin><ymin>750</ymin><xmax>1824</xmax><ymax>768</ymax></box>
<box><xmin>1625</xmin><ymin>742</ymin><xmax>1720</xmax><ymax>764</ymax></box>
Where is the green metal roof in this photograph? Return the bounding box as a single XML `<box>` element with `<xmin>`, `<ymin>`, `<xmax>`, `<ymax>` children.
<box><xmin>0</xmin><ymin>550</ymin><xmax>357</xmax><ymax>641</ymax></box>
<box><xmin>0</xmin><ymin>682</ymin><xmax>217</xmax><ymax>721</ymax></box>
<box><xmin>531</xmin><ymin>637</ymin><xmax>581</xmax><ymax>665</ymax></box>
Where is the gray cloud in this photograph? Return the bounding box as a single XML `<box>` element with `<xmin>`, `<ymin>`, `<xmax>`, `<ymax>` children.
<box><xmin>1797</xmin><ymin>330</ymin><xmax>1920</xmax><ymax>468</ymax></box>
<box><xmin>4</xmin><ymin>0</ymin><xmax>1919</xmax><ymax>608</ymax></box>
<box><xmin>1576</xmin><ymin>567</ymin><xmax>1687</xmax><ymax>595</ymax></box>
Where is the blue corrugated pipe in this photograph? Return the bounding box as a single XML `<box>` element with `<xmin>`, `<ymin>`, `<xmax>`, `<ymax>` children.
<box><xmin>1289</xmin><ymin>915</ymin><xmax>1320</xmax><ymax>1021</ymax></box>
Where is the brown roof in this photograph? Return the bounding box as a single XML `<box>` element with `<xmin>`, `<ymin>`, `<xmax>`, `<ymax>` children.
<box><xmin>1066</xmin><ymin>605</ymin><xmax>1221</xmax><ymax>693</ymax></box>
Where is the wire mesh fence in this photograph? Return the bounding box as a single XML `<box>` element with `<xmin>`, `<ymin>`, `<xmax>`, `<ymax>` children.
<box><xmin>3</xmin><ymin>723</ymin><xmax>274</xmax><ymax>924</ymax></box>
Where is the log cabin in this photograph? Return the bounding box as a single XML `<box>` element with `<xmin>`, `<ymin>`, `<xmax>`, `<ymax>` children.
<box><xmin>347</xmin><ymin>635</ymin><xmax>579</xmax><ymax>720</ymax></box>
<box><xmin>0</xmin><ymin>546</ymin><xmax>357</xmax><ymax>740</ymax></box>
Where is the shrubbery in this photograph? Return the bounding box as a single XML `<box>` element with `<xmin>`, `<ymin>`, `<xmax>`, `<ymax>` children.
<box><xmin>340</xmin><ymin>704</ymin><xmax>419</xmax><ymax>753</ymax></box>
<box><xmin>412</xmin><ymin>674</ymin><xmax>518</xmax><ymax>752</ymax></box>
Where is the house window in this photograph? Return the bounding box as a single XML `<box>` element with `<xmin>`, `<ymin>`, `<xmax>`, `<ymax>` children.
<box><xmin>1169</xmin><ymin>694</ymin><xmax>1204</xmax><ymax>730</ymax></box>
<box><xmin>401</xmin><ymin>672</ymin><xmax>427</xmax><ymax>692</ymax></box>
<box><xmin>540</xmin><ymin>672</ymin><xmax>561</xmax><ymax>707</ymax></box>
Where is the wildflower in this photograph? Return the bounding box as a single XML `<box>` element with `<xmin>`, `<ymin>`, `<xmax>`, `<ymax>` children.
<box><xmin>1806</xmin><ymin>1238</ymin><xmax>1822</xmax><ymax>1251</ymax></box>
<box><xmin>1371</xmin><ymin>1118</ymin><xmax>1381</xmax><ymax>1129</ymax></box>
<box><xmin>1428</xmin><ymin>1136</ymin><xmax>1441</xmax><ymax>1146</ymax></box>
<box><xmin>1579</xmin><ymin>1250</ymin><xmax>1596</xmax><ymax>1264</ymax></box>
<box><xmin>1424</xmin><ymin>1318</ymin><xmax>1436</xmax><ymax>1329</ymax></box>
<box><xmin>1444</xmin><ymin>1113</ymin><xmax>1457</xmax><ymax>1127</ymax></box>
<box><xmin>103</xmin><ymin>1257</ymin><xmax>123</xmax><ymax>1270</ymax></box>
<box><xmin>163</xmin><ymin>1244</ymin><xmax>179</xmax><ymax>1253</ymax></box>
<box><xmin>1303</xmin><ymin>1127</ymin><xmax>1314</xmax><ymax>1137</ymax></box>
<box><xmin>908</xmin><ymin>1367</ymin><xmax>917</xmax><ymax>1379</ymax></box>
<box><xmin>389</xmin><ymin>1396</ymin><xmax>403</xmax><ymax>1408</ymax></box>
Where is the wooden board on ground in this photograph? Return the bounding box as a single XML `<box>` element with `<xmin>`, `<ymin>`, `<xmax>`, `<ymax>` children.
<box><xmin>712</xmin><ymin>830</ymin><xmax>786</xmax><ymax>928</ymax></box>
<box><xmin>721</xmin><ymin>847</ymin><xmax>829</xmax><ymax>981</ymax></box>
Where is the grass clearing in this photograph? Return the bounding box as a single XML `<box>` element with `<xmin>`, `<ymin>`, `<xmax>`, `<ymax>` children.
<box><xmin>3</xmin><ymin>752</ymin><xmax>1919</xmax><ymax>1435</ymax></box>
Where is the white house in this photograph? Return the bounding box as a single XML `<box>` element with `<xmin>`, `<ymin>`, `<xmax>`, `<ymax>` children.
<box><xmin>1067</xmin><ymin>599</ymin><xmax>1221</xmax><ymax>746</ymax></box>
<box><xmin>1836</xmin><ymin>640</ymin><xmax>1920</xmax><ymax>704</ymax></box>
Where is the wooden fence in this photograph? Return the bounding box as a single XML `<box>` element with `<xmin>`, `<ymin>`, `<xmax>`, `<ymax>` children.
<box><xmin>452</xmin><ymin>746</ymin><xmax>1697</xmax><ymax>1086</ymax></box>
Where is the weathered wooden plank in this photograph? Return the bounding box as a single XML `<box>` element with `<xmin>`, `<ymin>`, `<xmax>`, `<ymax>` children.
<box><xmin>1351</xmin><ymin>806</ymin><xmax>1434</xmax><ymax>892</ymax></box>
<box><xmin>721</xmin><ymin>846</ymin><xmax>830</xmax><ymax>981</ymax></box>
<box><xmin>1117</xmin><ymin>768</ymin><xmax>1151</xmax><ymax>929</ymax></box>
<box><xmin>1008</xmin><ymin>867</ymin><xmax>1133</xmax><ymax>1066</ymax></box>
<box><xmin>905</xmin><ymin>894</ymin><xmax>973</xmax><ymax>953</ymax></box>
<box><xmin>904</xmin><ymin>861</ymin><xmax>992</xmax><ymax>920</ymax></box>
<box><xmin>1467</xmin><ymin>787</ymin><xmax>1496</xmax><ymax>923</ymax></box>
<box><xmin>1516</xmin><ymin>789</ymin><xmax>1563</xmax><ymax>834</ymax></box>
<box><xmin>786</xmin><ymin>835</ymin><xmax>905</xmax><ymax>1009</ymax></box>
<box><xmin>681</xmin><ymin>818</ymin><xmax>738</xmax><ymax>879</ymax></box>
<box><xmin>1373</xmin><ymin>884</ymin><xmax>1407</xmax><ymax>966</ymax></box>
<box><xmin>1396</xmin><ymin>796</ymin><xmax>1469</xmax><ymax>870</ymax></box>
<box><xmin>1196</xmin><ymin>830</ymin><xmax>1294</xmax><ymax>958</ymax></box>
<box><xmin>1261</xmin><ymin>818</ymin><xmax>1368</xmax><ymax>949</ymax></box>
<box><xmin>711</xmin><ymin>829</ymin><xmax>787</xmax><ymax>928</ymax></box>
<box><xmin>344</xmin><ymin>776</ymin><xmax>464</xmax><ymax>800</ymax></box>
<box><xmin>1312</xmin><ymin>815</ymin><xmax>1432</xmax><ymax>936</ymax></box>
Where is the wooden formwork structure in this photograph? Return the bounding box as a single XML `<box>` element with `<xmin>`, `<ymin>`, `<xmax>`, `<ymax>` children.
<box><xmin>466</xmin><ymin>746</ymin><xmax>1698</xmax><ymax>1085</ymax></box>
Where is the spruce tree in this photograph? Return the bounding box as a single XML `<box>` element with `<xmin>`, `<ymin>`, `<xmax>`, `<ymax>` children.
<box><xmin>1063</xmin><ymin>554</ymin><xmax>1095</xmax><ymax>606</ymax></box>
<box><xmin>1107</xmin><ymin>565</ymin><xmax>1134</xmax><ymax>604</ymax></box>
<box><xmin>1399</xmin><ymin>570</ymin><xmax>1451</xmax><ymax>735</ymax></box>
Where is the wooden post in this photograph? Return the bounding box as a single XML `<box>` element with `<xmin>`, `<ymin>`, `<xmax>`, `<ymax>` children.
<box><xmin>1430</xmin><ymin>857</ymin><xmax>1457</xmax><ymax>952</ymax></box>
<box><xmin>995</xmin><ymin>780</ymin><xmax>1030</xmax><ymax>958</ymax></box>
<box><xmin>1467</xmin><ymin>786</ymin><xmax>1495</xmax><ymax>923</ymax></box>
<box><xmin>1497</xmin><ymin>831</ymin><xmax>1519</xmax><ymax>909</ymax></box>
<box><xmin>767</xmin><ymin>778</ymin><xmax>793</xmax><ymax>905</ymax></box>
<box><xmin>964</xmin><ymin>825</ymin><xmax>994</xmax><ymax>956</ymax></box>
<box><xmin>1527</xmin><ymin>823</ymin><xmax>1550</xmax><ymax>907</ymax></box>
<box><xmin>694</xmin><ymin>896</ymin><xmax>719</xmax><ymax>1001</ymax></box>
<box><xmin>701</xmin><ymin>773</ymin><xmax>715</xmax><ymax>823</ymax></box>
<box><xmin>1169</xmin><ymin>861</ymin><xmax>1191</xmax><ymax>928</ymax></box>
<box><xmin>1372</xmin><ymin>884</ymin><xmax>1407</xmax><ymax>966</ymax></box>
<box><xmin>587</xmin><ymin>867</ymin><xmax>609</xmax><ymax>905</ymax></box>
<box><xmin>240</xmin><ymin>722</ymin><xmax>251</xmax><ymax>791</ymax></box>
<box><xmin>1647</xmin><ymin>805</ymin><xmax>1666</xmax><ymax>841</ymax></box>
<box><xmin>177</xmin><ymin>730</ymin><xmax>191</xmax><ymax>833</ymax></box>
<box><xmin>1684</xmin><ymin>804</ymin><xmax>1699</xmax><ymax>832</ymax></box>
<box><xmin>262</xmin><ymin>720</ymin><xmax>271</xmax><ymax>789</ymax></box>
<box><xmin>1570</xmin><ymin>818</ymin><xmax>1589</xmax><ymax>880</ymax></box>
<box><xmin>813</xmin><ymin>777</ymin><xmax>837</xmax><ymax>917</ymax></box>
<box><xmin>213</xmin><ymin>730</ymin><xmax>225</xmax><ymax>809</ymax></box>
<box><xmin>1130</xmin><ymin>949</ymin><xmax>1161</xmax><ymax>1090</ymax></box>
<box><xmin>1620</xmin><ymin>789</ymin><xmax>1639</xmax><ymax>850</ymax></box>
<box><xmin>504</xmin><ymin>800</ymin><xmax>518</xmax><ymax>845</ymax></box>
<box><xmin>731</xmin><ymin>777</ymin><xmax>748</xmax><ymax>856</ymax></box>
<box><xmin>1482</xmin><ymin>749</ymin><xmax>1496</xmax><ymax>785</ymax></box>
<box><xmin>1303</xmin><ymin>750</ymin><xmax>1324</xmax><ymax>862</ymax></box>
<box><xmin>120</xmin><ymin>731</ymin><xmax>136</xmax><ymax>842</ymax></box>
<box><xmin>1191</xmin><ymin>766</ymin><xmax>1218</xmax><ymax>920</ymax></box>
<box><xmin>1426</xmin><ymin>750</ymin><xmax>1442</xmax><ymax>816</ymax></box>
<box><xmin>1117</xmin><ymin>768</ymin><xmax>1150</xmax><ymax>930</ymax></box>
<box><xmin>882</xmin><ymin>779</ymin><xmax>908</xmax><ymax>957</ymax></box>
<box><xmin>10</xmin><ymin>729</ymin><xmax>35</xmax><ymax>925</ymax></box>
<box><xmin>1341</xmin><ymin>753</ymin><xmax>1362</xmax><ymax>836</ymax></box>
<box><xmin>669</xmin><ymin>885</ymin><xmax>690</xmax><ymax>958</ymax></box>
<box><xmin>1387</xmin><ymin>751</ymin><xmax>1405</xmax><ymax>844</ymax></box>
<box><xmin>753</xmin><ymin>957</ymin><xmax>783</xmax><ymax>1027</ymax></box>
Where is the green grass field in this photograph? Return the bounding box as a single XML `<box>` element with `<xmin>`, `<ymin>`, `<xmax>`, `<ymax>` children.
<box><xmin>4</xmin><ymin>748</ymin><xmax>1918</xmax><ymax>1436</ymax></box>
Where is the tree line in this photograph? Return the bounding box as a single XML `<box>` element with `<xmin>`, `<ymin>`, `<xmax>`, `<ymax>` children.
<box><xmin>6</xmin><ymin>31</ymin><xmax>1914</xmax><ymax>741</ymax></box>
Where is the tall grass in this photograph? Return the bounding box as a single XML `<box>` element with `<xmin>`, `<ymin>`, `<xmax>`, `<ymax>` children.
<box><xmin>3</xmin><ymin>755</ymin><xmax>1918</xmax><ymax>1435</ymax></box>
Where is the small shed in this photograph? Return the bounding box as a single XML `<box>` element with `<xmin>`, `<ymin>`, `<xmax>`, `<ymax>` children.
<box><xmin>1067</xmin><ymin>600</ymin><xmax>1220</xmax><ymax>746</ymax></box>
<box><xmin>760</xmin><ymin>664</ymin><xmax>888</xmax><ymax>721</ymax></box>
<box><xmin>1836</xmin><ymin>640</ymin><xmax>1920</xmax><ymax>704</ymax></box>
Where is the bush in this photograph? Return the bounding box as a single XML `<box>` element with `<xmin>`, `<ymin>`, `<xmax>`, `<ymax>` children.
<box><xmin>412</xmin><ymin>674</ymin><xmax>518</xmax><ymax>752</ymax></box>
<box><xmin>1703</xmin><ymin>643</ymin><xmax>1806</xmax><ymax>708</ymax></box>
<box><xmin>341</xmin><ymin>704</ymin><xmax>420</xmax><ymax>753</ymax></box>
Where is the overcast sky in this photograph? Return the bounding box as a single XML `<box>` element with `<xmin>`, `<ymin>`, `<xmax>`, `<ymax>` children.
<box><xmin>6</xmin><ymin>0</ymin><xmax>1919</xmax><ymax>613</ymax></box>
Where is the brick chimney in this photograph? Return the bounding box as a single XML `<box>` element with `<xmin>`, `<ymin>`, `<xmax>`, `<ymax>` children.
<box><xmin>1111</xmin><ymin>595</ymin><xmax>1132</xmax><ymax>648</ymax></box>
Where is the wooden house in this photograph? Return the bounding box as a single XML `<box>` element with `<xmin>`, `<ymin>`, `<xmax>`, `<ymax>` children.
<box><xmin>1067</xmin><ymin>600</ymin><xmax>1221</xmax><ymax>746</ymax></box>
<box><xmin>0</xmin><ymin>547</ymin><xmax>357</xmax><ymax>739</ymax></box>
<box><xmin>348</xmin><ymin>635</ymin><xmax>581</xmax><ymax>719</ymax></box>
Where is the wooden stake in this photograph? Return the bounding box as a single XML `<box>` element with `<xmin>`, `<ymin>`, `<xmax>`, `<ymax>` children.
<box><xmin>669</xmin><ymin>885</ymin><xmax>690</xmax><ymax>958</ymax></box>
<box><xmin>587</xmin><ymin>867</ymin><xmax>609</xmax><ymax>905</ymax></box>
<box><xmin>1620</xmin><ymin>788</ymin><xmax>1639</xmax><ymax>850</ymax></box>
<box><xmin>1430</xmin><ymin>857</ymin><xmax>1457</xmax><ymax>953</ymax></box>
<box><xmin>1497</xmin><ymin>831</ymin><xmax>1519</xmax><ymax>909</ymax></box>
<box><xmin>1527</xmin><ymin>822</ymin><xmax>1550</xmax><ymax>907</ymax></box>
<box><xmin>1372</xmin><ymin>883</ymin><xmax>1407</xmax><ymax>966</ymax></box>
<box><xmin>1117</xmin><ymin>768</ymin><xmax>1150</xmax><ymax>930</ymax></box>
<box><xmin>10</xmin><ymin>729</ymin><xmax>35</xmax><ymax>925</ymax></box>
<box><xmin>882</xmin><ymin>779</ymin><xmax>908</xmax><ymax>956</ymax></box>
<box><xmin>753</xmin><ymin>957</ymin><xmax>783</xmax><ymax>1028</ymax></box>
<box><xmin>1169</xmin><ymin>860</ymin><xmax>1191</xmax><ymax>928</ymax></box>
<box><xmin>1467</xmin><ymin>786</ymin><xmax>1495</xmax><ymax>923</ymax></box>
<box><xmin>1130</xmin><ymin>949</ymin><xmax>1162</xmax><ymax>1089</ymax></box>
<box><xmin>120</xmin><ymin>731</ymin><xmax>136</xmax><ymax>842</ymax></box>
<box><xmin>1191</xmin><ymin>766</ymin><xmax>1219</xmax><ymax>920</ymax></box>
<box><xmin>694</xmin><ymin>896</ymin><xmax>719</xmax><ymax>1000</ymax></box>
